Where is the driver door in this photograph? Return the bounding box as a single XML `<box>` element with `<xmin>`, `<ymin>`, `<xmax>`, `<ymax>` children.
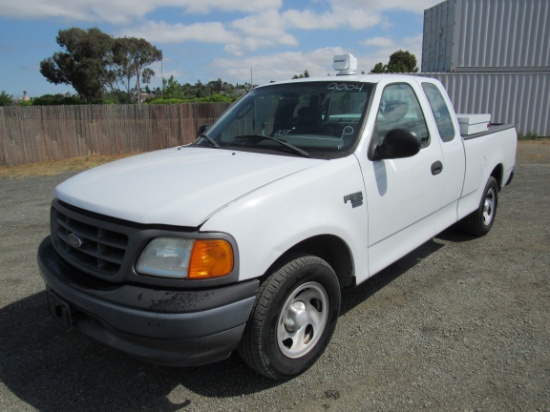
<box><xmin>360</xmin><ymin>83</ymin><xmax>446</xmax><ymax>275</ymax></box>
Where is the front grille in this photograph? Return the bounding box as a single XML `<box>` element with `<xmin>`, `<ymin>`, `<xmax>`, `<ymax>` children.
<box><xmin>51</xmin><ymin>202</ymin><xmax>129</xmax><ymax>277</ymax></box>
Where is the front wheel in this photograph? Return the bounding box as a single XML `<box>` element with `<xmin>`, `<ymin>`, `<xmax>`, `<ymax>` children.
<box><xmin>238</xmin><ymin>255</ymin><xmax>341</xmax><ymax>380</ymax></box>
<box><xmin>461</xmin><ymin>176</ymin><xmax>499</xmax><ymax>236</ymax></box>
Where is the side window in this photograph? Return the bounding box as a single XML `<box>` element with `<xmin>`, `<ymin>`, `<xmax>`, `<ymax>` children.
<box><xmin>421</xmin><ymin>82</ymin><xmax>456</xmax><ymax>142</ymax></box>
<box><xmin>375</xmin><ymin>83</ymin><xmax>430</xmax><ymax>148</ymax></box>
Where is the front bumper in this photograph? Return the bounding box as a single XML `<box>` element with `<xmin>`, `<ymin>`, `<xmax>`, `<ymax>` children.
<box><xmin>37</xmin><ymin>236</ymin><xmax>259</xmax><ymax>366</ymax></box>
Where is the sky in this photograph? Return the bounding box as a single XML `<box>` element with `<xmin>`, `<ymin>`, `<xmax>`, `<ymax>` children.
<box><xmin>0</xmin><ymin>0</ymin><xmax>444</xmax><ymax>99</ymax></box>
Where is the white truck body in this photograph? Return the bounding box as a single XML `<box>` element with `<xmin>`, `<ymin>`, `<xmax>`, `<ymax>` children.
<box><xmin>39</xmin><ymin>57</ymin><xmax>517</xmax><ymax>379</ymax></box>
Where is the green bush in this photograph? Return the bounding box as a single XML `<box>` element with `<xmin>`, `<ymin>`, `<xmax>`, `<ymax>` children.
<box><xmin>0</xmin><ymin>90</ymin><xmax>13</xmax><ymax>106</ymax></box>
<box><xmin>149</xmin><ymin>98</ymin><xmax>187</xmax><ymax>104</ymax></box>
<box><xmin>32</xmin><ymin>94</ymin><xmax>83</xmax><ymax>106</ymax></box>
<box><xmin>149</xmin><ymin>94</ymin><xmax>238</xmax><ymax>105</ymax></box>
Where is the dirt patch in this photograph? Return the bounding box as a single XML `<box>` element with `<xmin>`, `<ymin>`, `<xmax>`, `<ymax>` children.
<box><xmin>516</xmin><ymin>139</ymin><xmax>550</xmax><ymax>162</ymax></box>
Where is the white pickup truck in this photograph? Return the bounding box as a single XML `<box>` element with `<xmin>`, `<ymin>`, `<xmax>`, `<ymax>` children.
<box><xmin>38</xmin><ymin>55</ymin><xmax>516</xmax><ymax>380</ymax></box>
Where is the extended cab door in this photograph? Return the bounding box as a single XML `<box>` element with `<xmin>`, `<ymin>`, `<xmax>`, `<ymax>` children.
<box><xmin>420</xmin><ymin>81</ymin><xmax>465</xmax><ymax>210</ymax></box>
<box><xmin>358</xmin><ymin>82</ymin><xmax>446</xmax><ymax>276</ymax></box>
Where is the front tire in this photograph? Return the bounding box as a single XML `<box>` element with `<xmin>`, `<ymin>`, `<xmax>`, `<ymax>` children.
<box><xmin>461</xmin><ymin>176</ymin><xmax>499</xmax><ymax>236</ymax></box>
<box><xmin>238</xmin><ymin>255</ymin><xmax>341</xmax><ymax>380</ymax></box>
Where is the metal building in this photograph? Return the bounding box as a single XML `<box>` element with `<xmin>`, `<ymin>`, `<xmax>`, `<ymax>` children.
<box><xmin>422</xmin><ymin>0</ymin><xmax>550</xmax><ymax>72</ymax></box>
<box><xmin>418</xmin><ymin>72</ymin><xmax>549</xmax><ymax>135</ymax></box>
<box><xmin>420</xmin><ymin>0</ymin><xmax>549</xmax><ymax>135</ymax></box>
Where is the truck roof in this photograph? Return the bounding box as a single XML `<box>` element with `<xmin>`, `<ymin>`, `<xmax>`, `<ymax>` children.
<box><xmin>257</xmin><ymin>73</ymin><xmax>435</xmax><ymax>89</ymax></box>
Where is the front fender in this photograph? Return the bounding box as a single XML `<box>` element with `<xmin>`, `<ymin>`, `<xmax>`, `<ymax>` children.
<box><xmin>201</xmin><ymin>155</ymin><xmax>370</xmax><ymax>283</ymax></box>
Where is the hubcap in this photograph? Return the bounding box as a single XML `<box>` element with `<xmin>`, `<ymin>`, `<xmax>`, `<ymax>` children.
<box><xmin>277</xmin><ymin>281</ymin><xmax>329</xmax><ymax>359</ymax></box>
<box><xmin>284</xmin><ymin>301</ymin><xmax>308</xmax><ymax>333</ymax></box>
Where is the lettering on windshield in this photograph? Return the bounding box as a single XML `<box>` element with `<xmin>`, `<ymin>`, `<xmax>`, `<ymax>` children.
<box><xmin>327</xmin><ymin>83</ymin><xmax>364</xmax><ymax>92</ymax></box>
<box><xmin>274</xmin><ymin>129</ymin><xmax>293</xmax><ymax>137</ymax></box>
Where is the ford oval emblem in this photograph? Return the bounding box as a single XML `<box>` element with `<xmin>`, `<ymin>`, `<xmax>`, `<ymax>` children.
<box><xmin>67</xmin><ymin>233</ymin><xmax>83</xmax><ymax>248</ymax></box>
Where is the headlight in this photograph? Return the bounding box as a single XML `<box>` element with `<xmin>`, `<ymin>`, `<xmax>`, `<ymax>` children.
<box><xmin>136</xmin><ymin>237</ymin><xmax>234</xmax><ymax>280</ymax></box>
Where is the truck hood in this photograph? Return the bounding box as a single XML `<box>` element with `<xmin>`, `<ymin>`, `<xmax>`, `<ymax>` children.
<box><xmin>55</xmin><ymin>147</ymin><xmax>323</xmax><ymax>227</ymax></box>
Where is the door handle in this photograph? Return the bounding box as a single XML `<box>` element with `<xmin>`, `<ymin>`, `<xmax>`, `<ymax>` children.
<box><xmin>431</xmin><ymin>161</ymin><xmax>443</xmax><ymax>175</ymax></box>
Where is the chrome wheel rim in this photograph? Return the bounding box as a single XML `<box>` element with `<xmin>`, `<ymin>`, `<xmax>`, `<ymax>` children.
<box><xmin>482</xmin><ymin>187</ymin><xmax>496</xmax><ymax>226</ymax></box>
<box><xmin>277</xmin><ymin>281</ymin><xmax>329</xmax><ymax>359</ymax></box>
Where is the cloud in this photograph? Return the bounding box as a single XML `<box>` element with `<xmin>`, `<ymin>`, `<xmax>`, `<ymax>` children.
<box><xmin>331</xmin><ymin>0</ymin><xmax>441</xmax><ymax>14</ymax></box>
<box><xmin>1</xmin><ymin>0</ymin><xmax>151</xmax><ymax>24</ymax></box>
<box><xmin>118</xmin><ymin>21</ymin><xmax>241</xmax><ymax>44</ymax></box>
<box><xmin>361</xmin><ymin>37</ymin><xmax>395</xmax><ymax>48</ymax></box>
<box><xmin>212</xmin><ymin>47</ymin><xmax>348</xmax><ymax>85</ymax></box>
<box><xmin>119</xmin><ymin>15</ymin><xmax>297</xmax><ymax>55</ymax></box>
<box><xmin>232</xmin><ymin>9</ymin><xmax>286</xmax><ymax>38</ymax></box>
<box><xmin>0</xmin><ymin>0</ymin><xmax>283</xmax><ymax>24</ymax></box>
<box><xmin>228</xmin><ymin>10</ymin><xmax>298</xmax><ymax>53</ymax></box>
<box><xmin>280</xmin><ymin>4</ymin><xmax>382</xmax><ymax>31</ymax></box>
<box><xmin>182</xmin><ymin>0</ymin><xmax>281</xmax><ymax>14</ymax></box>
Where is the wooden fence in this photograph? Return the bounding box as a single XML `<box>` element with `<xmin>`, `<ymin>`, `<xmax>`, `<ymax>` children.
<box><xmin>0</xmin><ymin>103</ymin><xmax>231</xmax><ymax>166</ymax></box>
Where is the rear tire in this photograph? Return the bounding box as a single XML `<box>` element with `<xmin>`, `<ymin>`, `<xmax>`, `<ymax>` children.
<box><xmin>461</xmin><ymin>176</ymin><xmax>498</xmax><ymax>236</ymax></box>
<box><xmin>238</xmin><ymin>255</ymin><xmax>340</xmax><ymax>380</ymax></box>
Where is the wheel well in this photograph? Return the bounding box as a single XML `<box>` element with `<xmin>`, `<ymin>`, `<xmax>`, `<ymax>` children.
<box><xmin>270</xmin><ymin>235</ymin><xmax>355</xmax><ymax>289</ymax></box>
<box><xmin>491</xmin><ymin>164</ymin><xmax>504</xmax><ymax>189</ymax></box>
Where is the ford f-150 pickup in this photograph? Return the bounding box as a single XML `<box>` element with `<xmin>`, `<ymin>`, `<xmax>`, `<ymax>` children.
<box><xmin>38</xmin><ymin>54</ymin><xmax>517</xmax><ymax>379</ymax></box>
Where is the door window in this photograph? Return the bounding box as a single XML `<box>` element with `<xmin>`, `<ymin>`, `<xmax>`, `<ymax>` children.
<box><xmin>375</xmin><ymin>83</ymin><xmax>430</xmax><ymax>148</ymax></box>
<box><xmin>421</xmin><ymin>82</ymin><xmax>456</xmax><ymax>142</ymax></box>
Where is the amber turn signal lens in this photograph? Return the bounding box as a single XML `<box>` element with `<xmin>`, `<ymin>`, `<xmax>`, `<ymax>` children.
<box><xmin>187</xmin><ymin>239</ymin><xmax>234</xmax><ymax>279</ymax></box>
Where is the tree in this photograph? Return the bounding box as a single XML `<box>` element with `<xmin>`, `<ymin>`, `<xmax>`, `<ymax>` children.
<box><xmin>292</xmin><ymin>70</ymin><xmax>310</xmax><ymax>79</ymax></box>
<box><xmin>370</xmin><ymin>50</ymin><xmax>418</xmax><ymax>73</ymax></box>
<box><xmin>113</xmin><ymin>37</ymin><xmax>162</xmax><ymax>103</ymax></box>
<box><xmin>387</xmin><ymin>50</ymin><xmax>418</xmax><ymax>73</ymax></box>
<box><xmin>208</xmin><ymin>78</ymin><xmax>223</xmax><ymax>93</ymax></box>
<box><xmin>162</xmin><ymin>75</ymin><xmax>184</xmax><ymax>99</ymax></box>
<box><xmin>0</xmin><ymin>91</ymin><xmax>13</xmax><ymax>106</ymax></box>
<box><xmin>40</xmin><ymin>28</ymin><xmax>162</xmax><ymax>103</ymax></box>
<box><xmin>370</xmin><ymin>62</ymin><xmax>386</xmax><ymax>73</ymax></box>
<box><xmin>142</xmin><ymin>68</ymin><xmax>155</xmax><ymax>86</ymax></box>
<box><xmin>40</xmin><ymin>28</ymin><xmax>115</xmax><ymax>101</ymax></box>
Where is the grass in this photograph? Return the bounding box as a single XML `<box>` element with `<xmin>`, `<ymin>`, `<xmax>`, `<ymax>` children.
<box><xmin>0</xmin><ymin>153</ymin><xmax>137</xmax><ymax>179</ymax></box>
<box><xmin>518</xmin><ymin>132</ymin><xmax>547</xmax><ymax>141</ymax></box>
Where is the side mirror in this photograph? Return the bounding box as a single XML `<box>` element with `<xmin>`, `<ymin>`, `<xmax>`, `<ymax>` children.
<box><xmin>197</xmin><ymin>124</ymin><xmax>210</xmax><ymax>136</ymax></box>
<box><xmin>372</xmin><ymin>128</ymin><xmax>421</xmax><ymax>160</ymax></box>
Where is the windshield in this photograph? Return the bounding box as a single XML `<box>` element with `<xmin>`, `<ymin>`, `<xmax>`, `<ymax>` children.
<box><xmin>193</xmin><ymin>81</ymin><xmax>373</xmax><ymax>159</ymax></box>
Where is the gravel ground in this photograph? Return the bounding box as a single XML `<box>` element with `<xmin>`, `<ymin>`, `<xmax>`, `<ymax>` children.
<box><xmin>1</xmin><ymin>142</ymin><xmax>549</xmax><ymax>412</ymax></box>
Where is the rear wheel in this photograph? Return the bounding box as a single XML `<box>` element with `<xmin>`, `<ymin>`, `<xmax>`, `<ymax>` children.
<box><xmin>461</xmin><ymin>176</ymin><xmax>498</xmax><ymax>236</ymax></box>
<box><xmin>238</xmin><ymin>255</ymin><xmax>340</xmax><ymax>380</ymax></box>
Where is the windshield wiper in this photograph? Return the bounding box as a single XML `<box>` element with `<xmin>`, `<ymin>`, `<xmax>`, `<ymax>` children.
<box><xmin>234</xmin><ymin>135</ymin><xmax>311</xmax><ymax>158</ymax></box>
<box><xmin>198</xmin><ymin>134</ymin><xmax>220</xmax><ymax>148</ymax></box>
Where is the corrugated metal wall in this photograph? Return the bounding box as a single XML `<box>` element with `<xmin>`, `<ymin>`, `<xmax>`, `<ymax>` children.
<box><xmin>421</xmin><ymin>0</ymin><xmax>549</xmax><ymax>135</ymax></box>
<box><xmin>419</xmin><ymin>72</ymin><xmax>549</xmax><ymax>136</ymax></box>
<box><xmin>422</xmin><ymin>0</ymin><xmax>457</xmax><ymax>72</ymax></box>
<box><xmin>422</xmin><ymin>0</ymin><xmax>550</xmax><ymax>72</ymax></box>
